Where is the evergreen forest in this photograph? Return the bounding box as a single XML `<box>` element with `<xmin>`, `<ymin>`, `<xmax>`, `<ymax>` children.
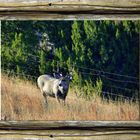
<box><xmin>1</xmin><ymin>20</ymin><xmax>139</xmax><ymax>100</ymax></box>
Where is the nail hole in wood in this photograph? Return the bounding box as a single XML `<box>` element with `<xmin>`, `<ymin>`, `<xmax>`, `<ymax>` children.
<box><xmin>49</xmin><ymin>134</ymin><xmax>53</xmax><ymax>138</ymax></box>
<box><xmin>49</xmin><ymin>3</ymin><xmax>52</xmax><ymax>6</ymax></box>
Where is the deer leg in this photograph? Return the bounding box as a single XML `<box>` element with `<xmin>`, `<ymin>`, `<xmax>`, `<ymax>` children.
<box><xmin>64</xmin><ymin>99</ymin><xmax>67</xmax><ymax>106</ymax></box>
<box><xmin>57</xmin><ymin>97</ymin><xmax>60</xmax><ymax>104</ymax></box>
<box><xmin>43</xmin><ymin>92</ymin><xmax>48</xmax><ymax>105</ymax></box>
<box><xmin>55</xmin><ymin>94</ymin><xmax>60</xmax><ymax>104</ymax></box>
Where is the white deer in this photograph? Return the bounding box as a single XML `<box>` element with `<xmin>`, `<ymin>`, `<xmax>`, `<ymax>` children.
<box><xmin>37</xmin><ymin>73</ymin><xmax>72</xmax><ymax>105</ymax></box>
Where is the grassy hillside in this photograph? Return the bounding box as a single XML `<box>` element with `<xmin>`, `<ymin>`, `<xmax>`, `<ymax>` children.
<box><xmin>1</xmin><ymin>74</ymin><xmax>139</xmax><ymax>121</ymax></box>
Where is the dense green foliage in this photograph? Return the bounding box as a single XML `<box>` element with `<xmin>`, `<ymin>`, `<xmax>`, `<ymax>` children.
<box><xmin>1</xmin><ymin>21</ymin><xmax>139</xmax><ymax>100</ymax></box>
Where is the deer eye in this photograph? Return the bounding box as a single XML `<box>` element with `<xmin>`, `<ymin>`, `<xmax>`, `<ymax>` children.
<box><xmin>59</xmin><ymin>83</ymin><xmax>62</xmax><ymax>87</ymax></box>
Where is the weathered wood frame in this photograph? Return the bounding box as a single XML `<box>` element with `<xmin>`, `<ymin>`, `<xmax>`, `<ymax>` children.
<box><xmin>0</xmin><ymin>0</ymin><xmax>140</xmax><ymax>139</ymax></box>
<box><xmin>0</xmin><ymin>121</ymin><xmax>140</xmax><ymax>139</ymax></box>
<box><xmin>0</xmin><ymin>0</ymin><xmax>140</xmax><ymax>20</ymax></box>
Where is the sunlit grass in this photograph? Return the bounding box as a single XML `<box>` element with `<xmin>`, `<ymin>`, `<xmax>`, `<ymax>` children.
<box><xmin>1</xmin><ymin>74</ymin><xmax>139</xmax><ymax>120</ymax></box>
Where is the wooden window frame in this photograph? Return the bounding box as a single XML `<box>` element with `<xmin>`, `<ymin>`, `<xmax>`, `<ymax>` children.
<box><xmin>0</xmin><ymin>0</ymin><xmax>140</xmax><ymax>139</ymax></box>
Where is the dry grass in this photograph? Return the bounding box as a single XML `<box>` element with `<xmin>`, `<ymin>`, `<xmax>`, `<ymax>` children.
<box><xmin>1</xmin><ymin>74</ymin><xmax>139</xmax><ymax>121</ymax></box>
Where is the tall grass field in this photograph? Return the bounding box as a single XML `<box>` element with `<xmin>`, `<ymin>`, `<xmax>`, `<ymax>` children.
<box><xmin>1</xmin><ymin>74</ymin><xmax>139</xmax><ymax>121</ymax></box>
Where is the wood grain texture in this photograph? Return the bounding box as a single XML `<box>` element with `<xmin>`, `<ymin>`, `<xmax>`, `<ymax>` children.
<box><xmin>0</xmin><ymin>121</ymin><xmax>140</xmax><ymax>139</ymax></box>
<box><xmin>0</xmin><ymin>134</ymin><xmax>140</xmax><ymax>140</ymax></box>
<box><xmin>0</xmin><ymin>12</ymin><xmax>140</xmax><ymax>20</ymax></box>
<box><xmin>0</xmin><ymin>0</ymin><xmax>140</xmax><ymax>19</ymax></box>
<box><xmin>0</xmin><ymin>121</ymin><xmax>140</xmax><ymax>129</ymax></box>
